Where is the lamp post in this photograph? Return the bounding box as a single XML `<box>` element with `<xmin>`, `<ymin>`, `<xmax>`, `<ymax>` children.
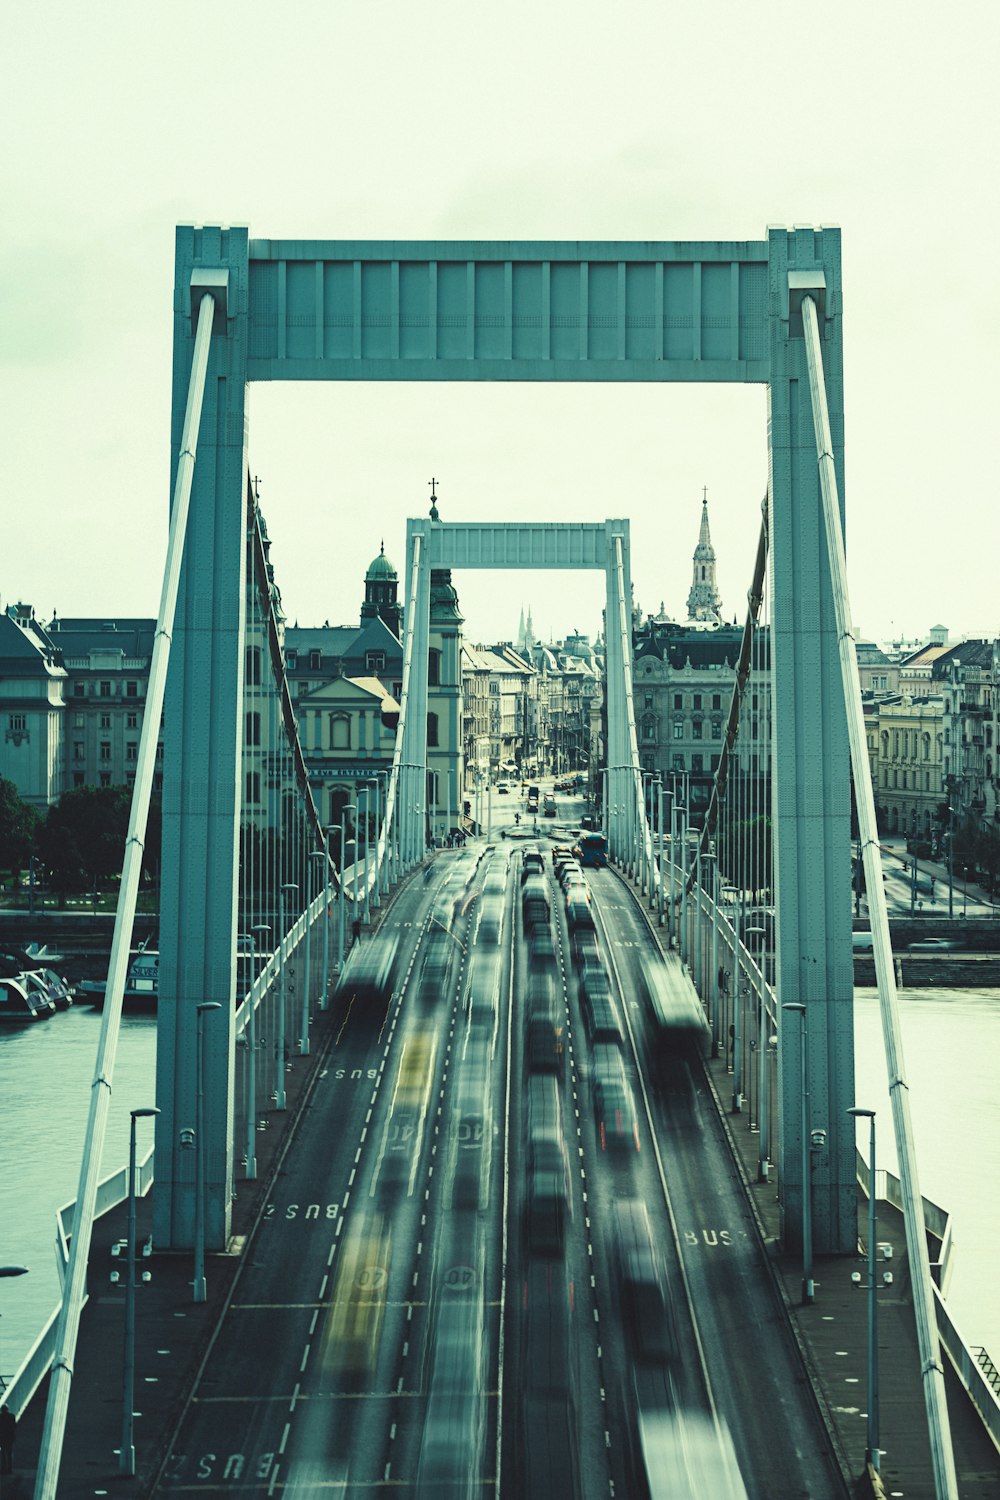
<box><xmin>193</xmin><ymin>1004</ymin><xmax>221</xmax><ymax>1302</ymax></box>
<box><xmin>337</xmin><ymin>805</ymin><xmax>357</xmax><ymax>971</ymax></box>
<box><xmin>247</xmin><ymin>923</ymin><xmax>270</xmax><ymax>1179</ymax></box>
<box><xmin>372</xmin><ymin>773</ymin><xmax>388</xmax><ymax>902</ymax></box>
<box><xmin>304</xmin><ymin>849</ymin><xmax>326</xmax><ymax>1051</ymax></box>
<box><xmin>120</xmin><ymin>1107</ymin><xmax>158</xmax><ymax>1475</ymax></box>
<box><xmin>320</xmin><ymin>831</ymin><xmax>335</xmax><ymax>1010</ymax></box>
<box><xmin>783</xmin><ymin>1002</ymin><xmax>814</xmax><ymax>1302</ymax></box>
<box><xmin>276</xmin><ymin>883</ymin><xmax>297</xmax><ymax>1109</ymax></box>
<box><xmin>848</xmin><ymin>1106</ymin><xmax>880</xmax><ymax>1474</ymax></box>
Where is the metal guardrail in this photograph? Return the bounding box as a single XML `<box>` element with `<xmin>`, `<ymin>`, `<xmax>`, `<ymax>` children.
<box><xmin>3</xmin><ymin>1146</ymin><xmax>154</xmax><ymax>1419</ymax></box>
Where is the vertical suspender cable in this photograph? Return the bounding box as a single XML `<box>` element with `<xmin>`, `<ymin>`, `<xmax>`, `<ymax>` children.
<box><xmin>34</xmin><ymin>292</ymin><xmax>216</xmax><ymax>1500</ymax></box>
<box><xmin>801</xmin><ymin>293</ymin><xmax>958</xmax><ymax>1500</ymax></box>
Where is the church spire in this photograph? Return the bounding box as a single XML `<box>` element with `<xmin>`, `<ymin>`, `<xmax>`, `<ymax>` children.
<box><xmin>686</xmin><ymin>489</ymin><xmax>723</xmax><ymax>622</ymax></box>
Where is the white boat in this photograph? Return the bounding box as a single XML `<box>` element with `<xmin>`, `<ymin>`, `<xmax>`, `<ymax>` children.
<box><xmin>0</xmin><ymin>971</ymin><xmax>56</xmax><ymax>1023</ymax></box>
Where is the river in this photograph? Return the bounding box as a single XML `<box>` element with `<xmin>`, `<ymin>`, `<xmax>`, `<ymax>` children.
<box><xmin>1</xmin><ymin>988</ymin><xmax>999</xmax><ymax>1388</ymax></box>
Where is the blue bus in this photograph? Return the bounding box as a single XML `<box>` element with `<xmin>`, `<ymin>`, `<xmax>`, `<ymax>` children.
<box><xmin>574</xmin><ymin>832</ymin><xmax>608</xmax><ymax>869</ymax></box>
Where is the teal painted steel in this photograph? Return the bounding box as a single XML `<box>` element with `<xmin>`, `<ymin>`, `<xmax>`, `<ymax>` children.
<box><xmin>156</xmin><ymin>226</ymin><xmax>250</xmax><ymax>1252</ymax></box>
<box><xmin>425</xmin><ymin>520</ymin><xmax>612</xmax><ymax>571</ymax></box>
<box><xmin>244</xmin><ymin>240</ymin><xmax>770</xmax><ymax>384</ymax></box>
<box><xmin>767</xmin><ymin>226</ymin><xmax>854</xmax><ymax>1254</ymax></box>
<box><xmin>162</xmin><ymin>223</ymin><xmax>854</xmax><ymax>1257</ymax></box>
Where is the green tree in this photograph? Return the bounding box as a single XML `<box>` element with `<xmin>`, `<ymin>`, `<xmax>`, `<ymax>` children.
<box><xmin>0</xmin><ymin>776</ymin><xmax>39</xmax><ymax>877</ymax></box>
<box><xmin>38</xmin><ymin>785</ymin><xmax>133</xmax><ymax>894</ymax></box>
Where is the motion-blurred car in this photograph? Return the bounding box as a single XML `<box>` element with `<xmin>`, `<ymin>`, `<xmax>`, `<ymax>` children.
<box><xmin>613</xmin><ymin>1200</ymin><xmax>674</xmax><ymax>1363</ymax></box>
<box><xmin>907</xmin><ymin>936</ymin><xmax>958</xmax><ymax>951</ymax></box>
<box><xmin>593</xmin><ymin>1071</ymin><xmax>640</xmax><ymax>1154</ymax></box>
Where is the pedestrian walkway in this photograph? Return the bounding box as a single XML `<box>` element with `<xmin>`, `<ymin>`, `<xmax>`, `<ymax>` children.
<box><xmin>1</xmin><ymin>878</ymin><xmax>406</xmax><ymax>1500</ymax></box>
<box><xmin>701</xmin><ymin>1034</ymin><xmax>1000</xmax><ymax>1499</ymax></box>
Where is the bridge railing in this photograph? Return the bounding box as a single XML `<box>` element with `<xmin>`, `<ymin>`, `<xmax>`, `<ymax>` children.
<box><xmin>2</xmin><ymin>1147</ymin><xmax>155</xmax><ymax>1421</ymax></box>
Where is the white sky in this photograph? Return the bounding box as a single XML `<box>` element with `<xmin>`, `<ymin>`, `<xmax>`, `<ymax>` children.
<box><xmin>2</xmin><ymin>1</ymin><xmax>997</xmax><ymax>649</ymax></box>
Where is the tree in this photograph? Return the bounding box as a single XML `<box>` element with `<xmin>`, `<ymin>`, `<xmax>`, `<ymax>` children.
<box><xmin>38</xmin><ymin>785</ymin><xmax>133</xmax><ymax>894</ymax></box>
<box><xmin>0</xmin><ymin>776</ymin><xmax>39</xmax><ymax>876</ymax></box>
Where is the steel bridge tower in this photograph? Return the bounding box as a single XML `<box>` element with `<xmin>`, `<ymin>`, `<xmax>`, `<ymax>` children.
<box><xmin>158</xmin><ymin>225</ymin><xmax>852</xmax><ymax>1257</ymax></box>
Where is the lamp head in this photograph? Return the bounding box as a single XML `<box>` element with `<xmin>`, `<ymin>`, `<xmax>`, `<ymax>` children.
<box><xmin>131</xmin><ymin>1106</ymin><xmax>160</xmax><ymax>1120</ymax></box>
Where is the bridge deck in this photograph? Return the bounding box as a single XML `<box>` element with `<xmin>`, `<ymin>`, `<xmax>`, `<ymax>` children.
<box><xmin>8</xmin><ymin>861</ymin><xmax>1000</xmax><ymax>1499</ymax></box>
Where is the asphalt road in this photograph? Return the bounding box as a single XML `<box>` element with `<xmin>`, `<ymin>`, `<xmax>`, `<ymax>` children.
<box><xmin>151</xmin><ymin>784</ymin><xmax>845</xmax><ymax>1497</ymax></box>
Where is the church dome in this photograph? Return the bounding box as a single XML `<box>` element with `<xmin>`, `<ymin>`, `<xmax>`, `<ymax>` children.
<box><xmin>365</xmin><ymin>543</ymin><xmax>397</xmax><ymax>582</ymax></box>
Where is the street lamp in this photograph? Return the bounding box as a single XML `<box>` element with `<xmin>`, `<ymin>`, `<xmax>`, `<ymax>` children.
<box><xmin>337</xmin><ymin>805</ymin><xmax>357</xmax><ymax>971</ymax></box>
<box><xmin>120</xmin><ymin>1106</ymin><xmax>158</xmax><ymax>1475</ymax></box>
<box><xmin>848</xmin><ymin>1106</ymin><xmax>880</xmax><ymax>1474</ymax></box>
<box><xmin>193</xmin><ymin>1003</ymin><xmax>221</xmax><ymax>1302</ymax></box>
<box><xmin>247</xmin><ymin>923</ymin><xmax>270</xmax><ymax>1179</ymax></box>
<box><xmin>320</xmin><ymin>832</ymin><xmax>335</xmax><ymax>1010</ymax></box>
<box><xmin>304</xmin><ymin>849</ymin><xmax>327</xmax><ymax>1053</ymax></box>
<box><xmin>276</xmin><ymin>883</ymin><xmax>297</xmax><ymax>1109</ymax></box>
<box><xmin>783</xmin><ymin>1002</ymin><xmax>814</xmax><ymax>1303</ymax></box>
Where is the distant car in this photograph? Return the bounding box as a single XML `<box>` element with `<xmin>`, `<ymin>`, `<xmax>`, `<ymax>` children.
<box><xmin>497</xmin><ymin>784</ymin><xmax>510</xmax><ymax>795</ymax></box>
<box><xmin>907</xmin><ymin>937</ymin><xmax>958</xmax><ymax>951</ymax></box>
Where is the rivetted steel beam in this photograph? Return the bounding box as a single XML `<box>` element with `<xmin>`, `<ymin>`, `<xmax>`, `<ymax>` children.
<box><xmin>34</xmin><ymin>290</ymin><xmax>217</xmax><ymax>1500</ymax></box>
<box><xmin>802</xmin><ymin>294</ymin><xmax>958</xmax><ymax>1500</ymax></box>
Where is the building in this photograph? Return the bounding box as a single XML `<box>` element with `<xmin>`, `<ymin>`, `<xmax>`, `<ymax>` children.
<box><xmin>934</xmin><ymin>640</ymin><xmax>997</xmax><ymax>834</ymax></box>
<box><xmin>686</xmin><ymin>491</ymin><xmax>724</xmax><ymax>623</ymax></box>
<box><xmin>0</xmin><ymin>604</ymin><xmax>66</xmax><ymax>807</ymax></box>
<box><xmin>628</xmin><ymin>497</ymin><xmax>770</xmax><ymax>824</ymax></box>
<box><xmin>48</xmin><ymin>615</ymin><xmax>161</xmax><ymax>795</ymax></box>
<box><xmin>461</xmin><ymin>645</ymin><xmax>491</xmax><ymax>787</ymax></box>
<box><xmin>872</xmin><ymin>695</ymin><xmax>945</xmax><ymax>839</ymax></box>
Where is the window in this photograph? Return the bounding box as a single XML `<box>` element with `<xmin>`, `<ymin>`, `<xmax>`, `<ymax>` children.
<box><xmin>99</xmin><ymin>680</ymin><xmax>112</xmax><ymax>697</ymax></box>
<box><xmin>644</xmin><ymin>693</ymin><xmax>653</xmax><ymax>709</ymax></box>
<box><xmin>246</xmin><ymin>710</ymin><xmax>261</xmax><ymax>747</ymax></box>
<box><xmin>99</xmin><ymin>712</ymin><xmax>111</xmax><ymax>730</ymax></box>
<box><xmin>126</xmin><ymin>743</ymin><xmax>138</xmax><ymax>762</ymax></box>
<box><xmin>692</xmin><ymin>722</ymin><xmax>703</xmax><ymax>740</ymax></box>
<box><xmin>73</xmin><ymin>682</ymin><xmax>85</xmax><ymax>698</ymax></box>
<box><xmin>100</xmin><ymin>772</ymin><xmax>111</xmax><ymax>787</ymax></box>
<box><xmin>73</xmin><ymin>772</ymin><xmax>84</xmax><ymax>787</ymax></box>
<box><xmin>73</xmin><ymin>741</ymin><xmax>84</xmax><ymax>761</ymax></box>
<box><xmin>366</xmin><ymin>651</ymin><xmax>386</xmax><ymax>673</ymax></box>
<box><xmin>309</xmin><ymin>650</ymin><xmax>321</xmax><ymax>671</ymax></box>
<box><xmin>673</xmin><ymin>694</ymin><xmax>682</xmax><ymax>710</ymax></box>
<box><xmin>245</xmin><ymin>770</ymin><xmax>261</xmax><ymax>805</ymax></box>
<box><xmin>693</xmin><ymin>694</ymin><xmax>702</xmax><ymax>710</ymax></box>
<box><xmin>330</xmin><ymin>714</ymin><xmax>350</xmax><ymax>750</ymax></box>
<box><xmin>127</xmin><ymin>712</ymin><xmax>138</xmax><ymax>729</ymax></box>
<box><xmin>691</xmin><ymin>754</ymin><xmax>703</xmax><ymax>773</ymax></box>
<box><xmin>156</xmin><ymin>742</ymin><xmax>164</xmax><ymax>760</ymax></box>
<box><xmin>643</xmin><ymin>721</ymin><xmax>655</xmax><ymax>742</ymax></box>
<box><xmin>428</xmin><ymin>648</ymin><xmax>442</xmax><ymax>687</ymax></box>
<box><xmin>712</xmin><ymin>694</ymin><xmax>722</xmax><ymax>711</ymax></box>
<box><xmin>153</xmin><ymin>774</ymin><xmax>163</xmax><ymax>792</ymax></box>
<box><xmin>126</xmin><ymin>681</ymin><xmax>138</xmax><ymax>698</ymax></box>
<box><xmin>673</xmin><ymin>722</ymin><xmax>683</xmax><ymax>740</ymax></box>
<box><xmin>672</xmin><ymin>754</ymin><xmax>685</xmax><ymax>771</ymax></box>
<box><xmin>427</xmin><ymin>711</ymin><xmax>439</xmax><ymax>747</ymax></box>
<box><xmin>74</xmin><ymin>714</ymin><xmax>85</xmax><ymax>728</ymax></box>
<box><xmin>99</xmin><ymin>741</ymin><xmax>111</xmax><ymax>761</ymax></box>
<box><xmin>711</xmin><ymin>721</ymin><xmax>722</xmax><ymax>740</ymax></box>
<box><xmin>9</xmin><ymin>713</ymin><xmax>26</xmax><ymax>732</ymax></box>
<box><xmin>246</xmin><ymin>646</ymin><xmax>262</xmax><ymax>685</ymax></box>
<box><xmin>710</xmin><ymin>755</ymin><xmax>720</xmax><ymax>772</ymax></box>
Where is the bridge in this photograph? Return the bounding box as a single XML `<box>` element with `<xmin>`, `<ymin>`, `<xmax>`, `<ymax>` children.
<box><xmin>15</xmin><ymin>226</ymin><xmax>988</xmax><ymax>1498</ymax></box>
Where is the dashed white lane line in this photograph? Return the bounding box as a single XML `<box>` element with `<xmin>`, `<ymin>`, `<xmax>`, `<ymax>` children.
<box><xmin>327</xmin><ymin>1243</ymin><xmax>337</xmax><ymax>1266</ymax></box>
<box><xmin>354</xmin><ymin>1146</ymin><xmax>362</xmax><ymax>1163</ymax></box>
<box><xmin>348</xmin><ymin>1168</ymin><xmax>356</xmax><ymax>1187</ymax></box>
<box><xmin>318</xmin><ymin>1274</ymin><xmax>328</xmax><ymax>1299</ymax></box>
<box><xmin>390</xmin><ymin>1422</ymin><xmax>397</xmax><ymax>1441</ymax></box>
<box><xmin>384</xmin><ymin>1462</ymin><xmax>392</xmax><ymax>1480</ymax></box>
<box><xmin>309</xmin><ymin>1309</ymin><xmax>319</xmax><ymax>1335</ymax></box>
<box><xmin>267</xmin><ymin>1462</ymin><xmax>280</xmax><ymax>1495</ymax></box>
<box><xmin>278</xmin><ymin>1421</ymin><xmax>291</xmax><ymax>1455</ymax></box>
<box><xmin>289</xmin><ymin>1381</ymin><xmax>301</xmax><ymax>1412</ymax></box>
<box><xmin>299</xmin><ymin>1344</ymin><xmax>311</xmax><ymax>1372</ymax></box>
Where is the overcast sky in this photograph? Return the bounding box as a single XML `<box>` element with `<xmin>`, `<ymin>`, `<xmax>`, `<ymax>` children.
<box><xmin>3</xmin><ymin>1</ymin><xmax>997</xmax><ymax>651</ymax></box>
